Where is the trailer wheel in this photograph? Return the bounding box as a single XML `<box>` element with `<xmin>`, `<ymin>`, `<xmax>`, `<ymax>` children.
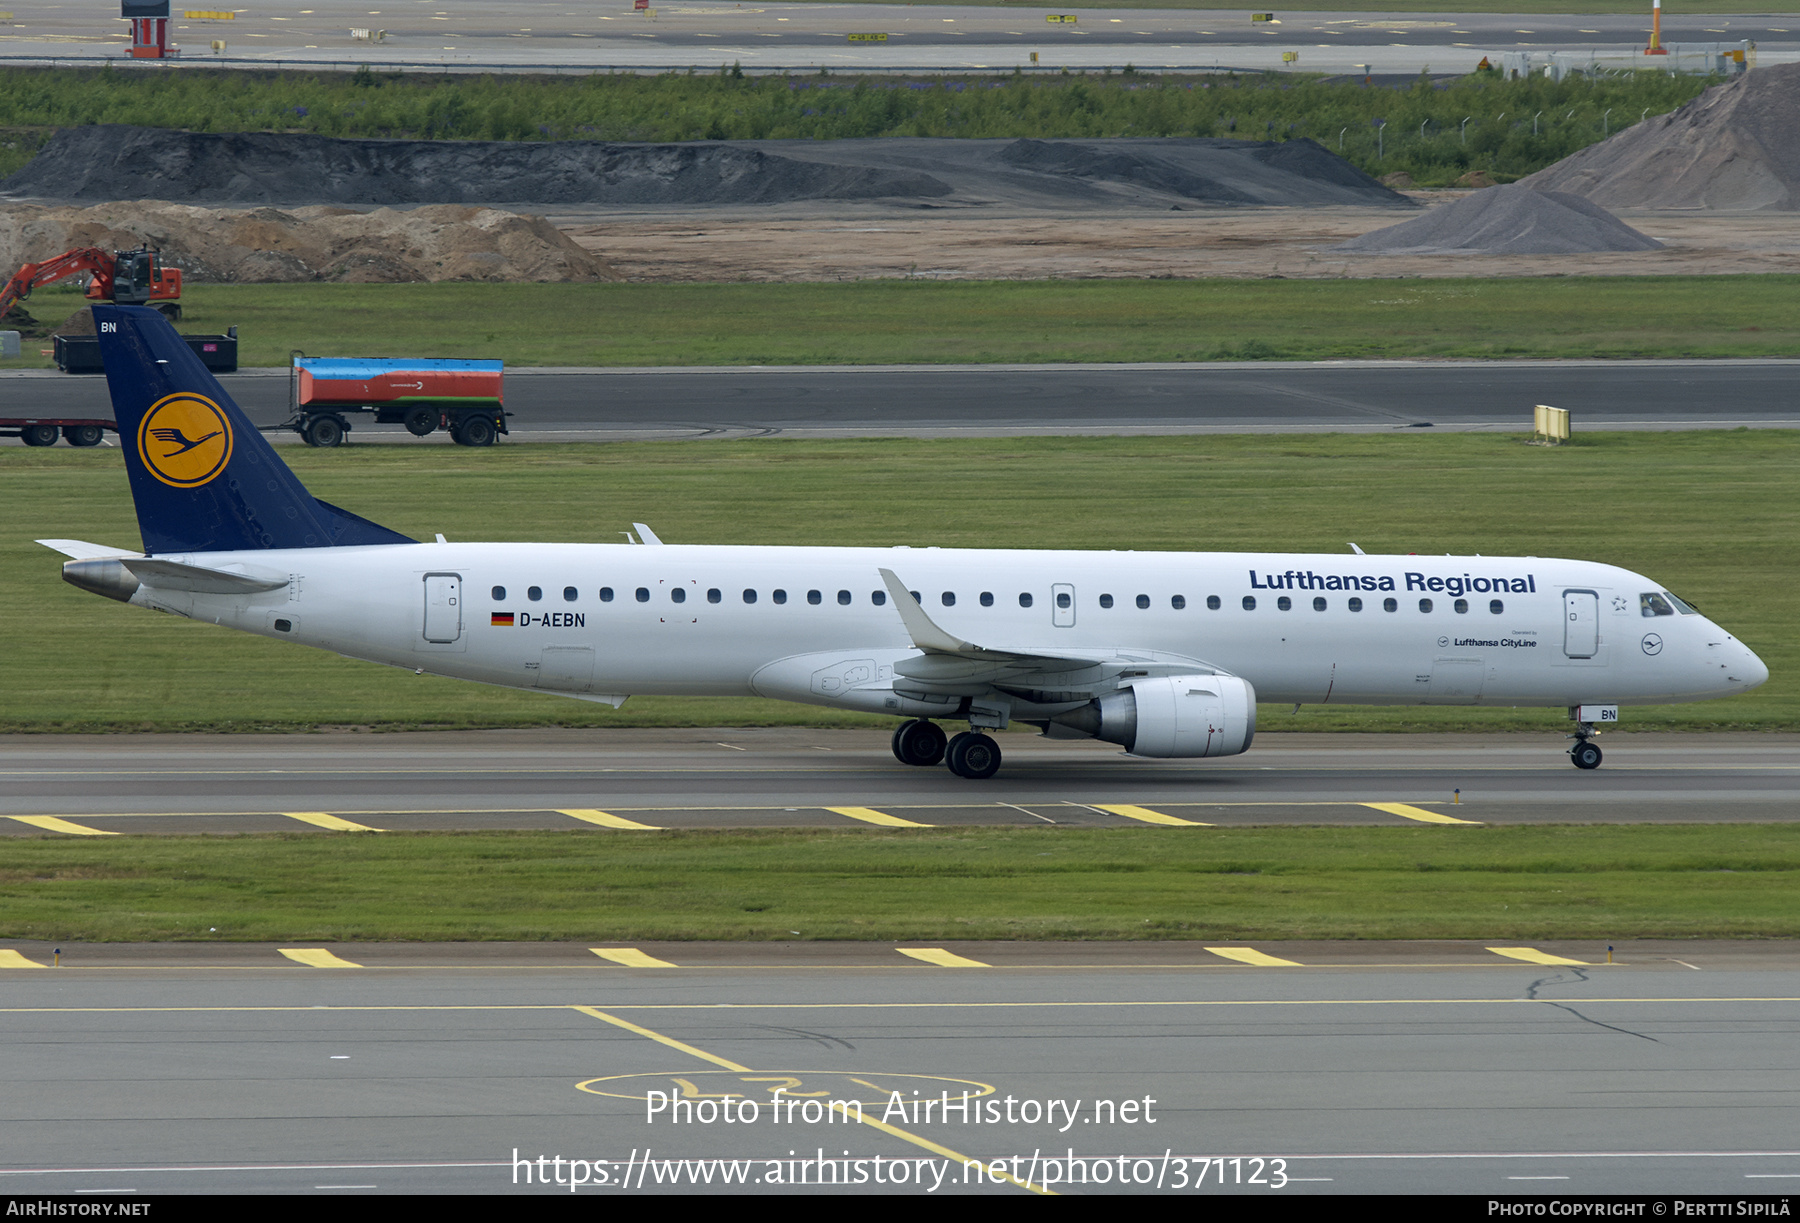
<box><xmin>303</xmin><ymin>416</ymin><xmax>346</xmax><ymax>448</ymax></box>
<box><xmin>21</xmin><ymin>425</ymin><xmax>59</xmax><ymax>447</ymax></box>
<box><xmin>63</xmin><ymin>425</ymin><xmax>105</xmax><ymax>447</ymax></box>
<box><xmin>153</xmin><ymin>303</ymin><xmax>183</xmax><ymax>322</ymax></box>
<box><xmin>404</xmin><ymin>406</ymin><xmax>438</xmax><ymax>437</ymax></box>
<box><xmin>453</xmin><ymin>415</ymin><xmax>496</xmax><ymax>447</ymax></box>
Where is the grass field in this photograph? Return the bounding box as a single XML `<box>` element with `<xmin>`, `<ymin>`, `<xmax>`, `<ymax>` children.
<box><xmin>8</xmin><ymin>278</ymin><xmax>1800</xmax><ymax>371</ymax></box>
<box><xmin>2</xmin><ymin>826</ymin><xmax>1796</xmax><ymax>943</ymax></box>
<box><xmin>1</xmin><ymin>431</ymin><xmax>1789</xmax><ymax>733</ymax></box>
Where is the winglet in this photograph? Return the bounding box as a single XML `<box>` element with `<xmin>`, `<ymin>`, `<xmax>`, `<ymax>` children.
<box><xmin>878</xmin><ymin>567</ymin><xmax>980</xmax><ymax>655</ymax></box>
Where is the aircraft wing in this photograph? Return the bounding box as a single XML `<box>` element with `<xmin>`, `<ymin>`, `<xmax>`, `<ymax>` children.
<box><xmin>878</xmin><ymin>567</ymin><xmax>1226</xmax><ymax>703</ymax></box>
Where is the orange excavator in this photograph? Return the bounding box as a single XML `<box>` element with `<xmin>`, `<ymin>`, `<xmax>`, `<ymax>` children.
<box><xmin>0</xmin><ymin>246</ymin><xmax>183</xmax><ymax>322</ymax></box>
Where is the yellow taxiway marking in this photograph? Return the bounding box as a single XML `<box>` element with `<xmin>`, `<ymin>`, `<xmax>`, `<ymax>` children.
<box><xmin>827</xmin><ymin>806</ymin><xmax>930</xmax><ymax>828</ymax></box>
<box><xmin>0</xmin><ymin>950</ymin><xmax>46</xmax><ymax>968</ymax></box>
<box><xmin>559</xmin><ymin>808</ymin><xmax>661</xmax><ymax>830</ymax></box>
<box><xmin>1487</xmin><ymin>947</ymin><xmax>1592</xmax><ymax>966</ymax></box>
<box><xmin>1362</xmin><ymin>802</ymin><xmax>1481</xmax><ymax>825</ymax></box>
<box><xmin>1205</xmin><ymin>946</ymin><xmax>1304</xmax><ymax>967</ymax></box>
<box><xmin>573</xmin><ymin>1005</ymin><xmax>753</xmax><ymax>1071</ymax></box>
<box><xmin>571</xmin><ymin>1005</ymin><xmax>1050</xmax><ymax>1194</ymax></box>
<box><xmin>897</xmin><ymin>948</ymin><xmax>991</xmax><ymax>968</ymax></box>
<box><xmin>278</xmin><ymin>948</ymin><xmax>364</xmax><ymax>968</ymax></box>
<box><xmin>283</xmin><ymin>811</ymin><xmax>382</xmax><ymax>832</ymax></box>
<box><xmin>1092</xmin><ymin>803</ymin><xmax>1212</xmax><ymax>826</ymax></box>
<box><xmin>8</xmin><ymin>815</ymin><xmax>117</xmax><ymax>836</ymax></box>
<box><xmin>591</xmin><ymin>947</ymin><xmax>678</xmax><ymax>968</ymax></box>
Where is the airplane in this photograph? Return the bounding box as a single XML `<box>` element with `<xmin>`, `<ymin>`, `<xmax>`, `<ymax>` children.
<box><xmin>40</xmin><ymin>306</ymin><xmax>1769</xmax><ymax>779</ymax></box>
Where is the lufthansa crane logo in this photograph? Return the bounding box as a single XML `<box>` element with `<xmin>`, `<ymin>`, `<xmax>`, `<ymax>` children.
<box><xmin>137</xmin><ymin>393</ymin><xmax>233</xmax><ymax>488</ymax></box>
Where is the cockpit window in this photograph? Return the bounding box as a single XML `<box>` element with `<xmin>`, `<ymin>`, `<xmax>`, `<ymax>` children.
<box><xmin>1663</xmin><ymin>591</ymin><xmax>1700</xmax><ymax>615</ymax></box>
<box><xmin>1640</xmin><ymin>592</ymin><xmax>1675</xmax><ymax>618</ymax></box>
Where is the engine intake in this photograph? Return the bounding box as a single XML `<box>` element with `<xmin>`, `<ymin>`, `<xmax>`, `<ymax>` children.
<box><xmin>1049</xmin><ymin>675</ymin><xmax>1256</xmax><ymax>758</ymax></box>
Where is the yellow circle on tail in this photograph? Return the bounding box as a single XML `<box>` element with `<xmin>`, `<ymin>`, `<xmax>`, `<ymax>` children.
<box><xmin>138</xmin><ymin>393</ymin><xmax>233</xmax><ymax>488</ymax></box>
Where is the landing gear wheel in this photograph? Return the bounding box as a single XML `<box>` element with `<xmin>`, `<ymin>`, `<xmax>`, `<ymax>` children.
<box><xmin>303</xmin><ymin>415</ymin><xmax>345</xmax><ymax>448</ymax></box>
<box><xmin>453</xmin><ymin>415</ymin><xmax>496</xmax><ymax>447</ymax></box>
<box><xmin>404</xmin><ymin>406</ymin><xmax>438</xmax><ymax>437</ymax></box>
<box><xmin>20</xmin><ymin>424</ymin><xmax>58</xmax><ymax>447</ymax></box>
<box><xmin>891</xmin><ymin>719</ymin><xmax>947</xmax><ymax>767</ymax></box>
<box><xmin>945</xmin><ymin>731</ymin><xmax>1001</xmax><ymax>780</ymax></box>
<box><xmin>1570</xmin><ymin>741</ymin><xmax>1603</xmax><ymax>770</ymax></box>
<box><xmin>62</xmin><ymin>425</ymin><xmax>104</xmax><ymax>447</ymax></box>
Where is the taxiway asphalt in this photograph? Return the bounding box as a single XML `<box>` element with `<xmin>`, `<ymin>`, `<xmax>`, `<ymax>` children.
<box><xmin>8</xmin><ymin>360</ymin><xmax>1800</xmax><ymax>445</ymax></box>
<box><xmin>2</xmin><ymin>729</ymin><xmax>1794</xmax><ymax>834</ymax></box>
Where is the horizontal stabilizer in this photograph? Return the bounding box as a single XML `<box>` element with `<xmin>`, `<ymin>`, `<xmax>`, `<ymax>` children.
<box><xmin>36</xmin><ymin>539</ymin><xmax>145</xmax><ymax>560</ymax></box>
<box><xmin>121</xmin><ymin>558</ymin><xmax>288</xmax><ymax>594</ymax></box>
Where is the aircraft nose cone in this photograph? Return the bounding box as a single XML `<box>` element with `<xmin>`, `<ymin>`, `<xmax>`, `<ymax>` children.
<box><xmin>1738</xmin><ymin>644</ymin><xmax>1771</xmax><ymax>691</ymax></box>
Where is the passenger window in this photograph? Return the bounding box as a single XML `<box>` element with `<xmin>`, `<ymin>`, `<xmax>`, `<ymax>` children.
<box><xmin>707</xmin><ymin>588</ymin><xmax>722</xmax><ymax>604</ymax></box>
<box><xmin>599</xmin><ymin>587</ymin><xmax>614</xmax><ymax>602</ymax></box>
<box><xmin>1418</xmin><ymin>598</ymin><xmax>1433</xmax><ymax>613</ymax></box>
<box><xmin>1313</xmin><ymin>597</ymin><xmax>1327</xmax><ymax>612</ymax></box>
<box><xmin>528</xmin><ymin>586</ymin><xmax>543</xmax><ymax>602</ymax></box>
<box><xmin>1055</xmin><ymin>593</ymin><xmax>1071</xmax><ymax>609</ymax></box>
<box><xmin>941</xmin><ymin>592</ymin><xmax>955</xmax><ymax>607</ymax></box>
<box><xmin>1641</xmin><ymin>592</ymin><xmax>1675</xmax><ymax>617</ymax></box>
<box><xmin>1489</xmin><ymin>599</ymin><xmax>1504</xmax><ymax>615</ymax></box>
<box><xmin>491</xmin><ymin>586</ymin><xmax>506</xmax><ymax>601</ymax></box>
<box><xmin>1383</xmin><ymin>597</ymin><xmax>1398</xmax><ymax>612</ymax></box>
<box><xmin>1207</xmin><ymin>595</ymin><xmax>1221</xmax><ymax>610</ymax></box>
<box><xmin>773</xmin><ymin>589</ymin><xmax>787</xmax><ymax>605</ymax></box>
<box><xmin>1243</xmin><ymin>596</ymin><xmax>1256</xmax><ymax>611</ymax></box>
<box><xmin>563</xmin><ymin>586</ymin><xmax>578</xmax><ymax>603</ymax></box>
<box><xmin>910</xmin><ymin>591</ymin><xmax>921</xmax><ymax>604</ymax></box>
<box><xmin>1348</xmin><ymin>597</ymin><xmax>1363</xmax><ymax>612</ymax></box>
<box><xmin>742</xmin><ymin>589</ymin><xmax>757</xmax><ymax>604</ymax></box>
<box><xmin>635</xmin><ymin>587</ymin><xmax>649</xmax><ymax>603</ymax></box>
<box><xmin>1454</xmin><ymin>598</ymin><xmax>1468</xmax><ymax>614</ymax></box>
<box><xmin>1135</xmin><ymin>594</ymin><xmax>1150</xmax><ymax>609</ymax></box>
<box><xmin>807</xmin><ymin>590</ymin><xmax>822</xmax><ymax>605</ymax></box>
<box><xmin>1277</xmin><ymin>596</ymin><xmax>1292</xmax><ymax>611</ymax></box>
<box><xmin>838</xmin><ymin>590</ymin><xmax>852</xmax><ymax>605</ymax></box>
<box><xmin>1019</xmin><ymin>593</ymin><xmax>1034</xmax><ymax>608</ymax></box>
<box><xmin>872</xmin><ymin>590</ymin><xmax>887</xmax><ymax>606</ymax></box>
<box><xmin>671</xmin><ymin>588</ymin><xmax>686</xmax><ymax>604</ymax></box>
<box><xmin>980</xmin><ymin>592</ymin><xmax>993</xmax><ymax>607</ymax></box>
<box><xmin>1171</xmin><ymin>595</ymin><xmax>1186</xmax><ymax>610</ymax></box>
<box><xmin>1099</xmin><ymin>594</ymin><xmax>1114</xmax><ymax>609</ymax></box>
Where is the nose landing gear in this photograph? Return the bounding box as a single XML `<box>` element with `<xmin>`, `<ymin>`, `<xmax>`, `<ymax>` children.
<box><xmin>1569</xmin><ymin>736</ymin><xmax>1603</xmax><ymax>770</ymax></box>
<box><xmin>1566</xmin><ymin>704</ymin><xmax>1616</xmax><ymax>769</ymax></box>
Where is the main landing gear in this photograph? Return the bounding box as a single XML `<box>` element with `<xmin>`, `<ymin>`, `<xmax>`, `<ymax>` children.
<box><xmin>891</xmin><ymin>719</ymin><xmax>1002</xmax><ymax>779</ymax></box>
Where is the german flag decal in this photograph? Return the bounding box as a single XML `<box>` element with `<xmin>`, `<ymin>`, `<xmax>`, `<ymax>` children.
<box><xmin>491</xmin><ymin>612</ymin><xmax>514</xmax><ymax>626</ymax></box>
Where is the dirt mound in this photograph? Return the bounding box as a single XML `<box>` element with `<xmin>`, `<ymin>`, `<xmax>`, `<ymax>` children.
<box><xmin>1</xmin><ymin>126</ymin><xmax>952</xmax><ymax>207</ymax></box>
<box><xmin>1520</xmin><ymin>63</ymin><xmax>1800</xmax><ymax>210</ymax></box>
<box><xmin>1328</xmin><ymin>185</ymin><xmax>1662</xmax><ymax>255</ymax></box>
<box><xmin>0</xmin><ymin>200</ymin><xmax>619</xmax><ymax>284</ymax></box>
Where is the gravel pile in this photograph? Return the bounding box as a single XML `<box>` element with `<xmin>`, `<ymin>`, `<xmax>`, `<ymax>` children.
<box><xmin>1520</xmin><ymin>62</ymin><xmax>1800</xmax><ymax>211</ymax></box>
<box><xmin>1329</xmin><ymin>185</ymin><xmax>1662</xmax><ymax>255</ymax></box>
<box><xmin>1</xmin><ymin>126</ymin><xmax>1413</xmax><ymax>211</ymax></box>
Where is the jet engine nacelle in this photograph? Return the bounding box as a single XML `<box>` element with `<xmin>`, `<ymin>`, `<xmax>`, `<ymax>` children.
<box><xmin>1051</xmin><ymin>675</ymin><xmax>1256</xmax><ymax>758</ymax></box>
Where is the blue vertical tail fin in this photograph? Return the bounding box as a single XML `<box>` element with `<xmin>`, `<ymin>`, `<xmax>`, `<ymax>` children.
<box><xmin>94</xmin><ymin>305</ymin><xmax>414</xmax><ymax>555</ymax></box>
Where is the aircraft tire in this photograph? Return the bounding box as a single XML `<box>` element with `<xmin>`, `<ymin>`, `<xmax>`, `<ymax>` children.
<box><xmin>404</xmin><ymin>407</ymin><xmax>438</xmax><ymax>437</ymax></box>
<box><xmin>20</xmin><ymin>424</ymin><xmax>59</xmax><ymax>447</ymax></box>
<box><xmin>892</xmin><ymin>719</ymin><xmax>947</xmax><ymax>767</ymax></box>
<box><xmin>1570</xmin><ymin>741</ymin><xmax>1603</xmax><ymax>770</ymax></box>
<box><xmin>945</xmin><ymin>731</ymin><xmax>1001</xmax><ymax>780</ymax></box>
<box><xmin>303</xmin><ymin>416</ymin><xmax>345</xmax><ymax>448</ymax></box>
<box><xmin>63</xmin><ymin>425</ymin><xmax>104</xmax><ymax>447</ymax></box>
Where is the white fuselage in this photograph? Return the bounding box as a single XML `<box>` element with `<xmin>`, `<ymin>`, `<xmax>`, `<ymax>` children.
<box><xmin>125</xmin><ymin>542</ymin><xmax>1768</xmax><ymax>719</ymax></box>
